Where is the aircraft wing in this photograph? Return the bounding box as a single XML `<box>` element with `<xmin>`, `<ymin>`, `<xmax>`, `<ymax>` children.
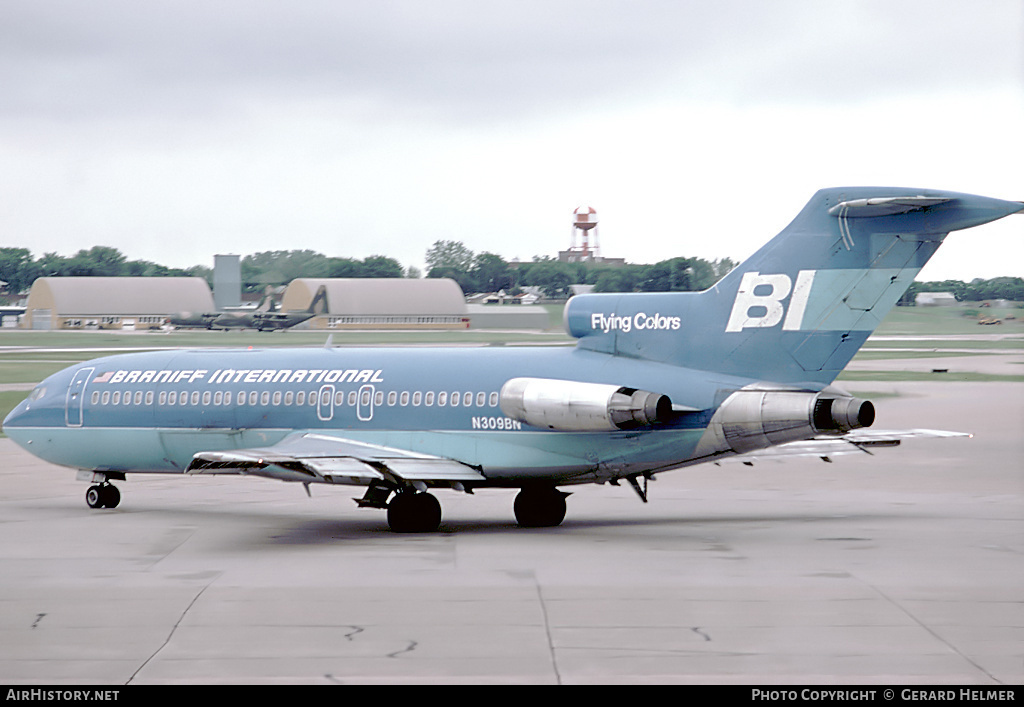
<box><xmin>721</xmin><ymin>429</ymin><xmax>970</xmax><ymax>464</ymax></box>
<box><xmin>185</xmin><ymin>432</ymin><xmax>486</xmax><ymax>486</ymax></box>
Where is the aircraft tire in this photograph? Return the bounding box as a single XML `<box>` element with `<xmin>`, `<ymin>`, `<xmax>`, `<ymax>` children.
<box><xmin>387</xmin><ymin>492</ymin><xmax>442</xmax><ymax>533</ymax></box>
<box><xmin>102</xmin><ymin>485</ymin><xmax>121</xmax><ymax>509</ymax></box>
<box><xmin>514</xmin><ymin>487</ymin><xmax>567</xmax><ymax>528</ymax></box>
<box><xmin>85</xmin><ymin>485</ymin><xmax>104</xmax><ymax>509</ymax></box>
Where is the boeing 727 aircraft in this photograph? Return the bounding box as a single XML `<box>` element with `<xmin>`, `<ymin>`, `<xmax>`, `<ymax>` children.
<box><xmin>5</xmin><ymin>187</ymin><xmax>1022</xmax><ymax>532</ymax></box>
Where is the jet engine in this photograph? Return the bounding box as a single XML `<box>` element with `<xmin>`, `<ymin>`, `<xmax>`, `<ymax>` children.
<box><xmin>703</xmin><ymin>387</ymin><xmax>875</xmax><ymax>455</ymax></box>
<box><xmin>500</xmin><ymin>377</ymin><xmax>672</xmax><ymax>431</ymax></box>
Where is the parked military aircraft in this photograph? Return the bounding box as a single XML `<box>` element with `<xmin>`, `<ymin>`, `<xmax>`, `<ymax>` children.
<box><xmin>169</xmin><ymin>285</ymin><xmax>326</xmax><ymax>331</ymax></box>
<box><xmin>5</xmin><ymin>188</ymin><xmax>1021</xmax><ymax>531</ymax></box>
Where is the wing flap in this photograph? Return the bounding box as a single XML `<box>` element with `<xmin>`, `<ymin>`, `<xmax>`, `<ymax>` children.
<box><xmin>185</xmin><ymin>432</ymin><xmax>485</xmax><ymax>486</ymax></box>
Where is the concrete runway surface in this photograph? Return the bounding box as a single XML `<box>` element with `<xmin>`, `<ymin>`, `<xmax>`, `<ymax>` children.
<box><xmin>0</xmin><ymin>374</ymin><xmax>1021</xmax><ymax>684</ymax></box>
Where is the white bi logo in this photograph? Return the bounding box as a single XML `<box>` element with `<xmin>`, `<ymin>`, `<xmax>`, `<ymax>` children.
<box><xmin>725</xmin><ymin>270</ymin><xmax>816</xmax><ymax>332</ymax></box>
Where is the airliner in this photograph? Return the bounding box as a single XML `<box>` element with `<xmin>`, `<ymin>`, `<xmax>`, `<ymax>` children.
<box><xmin>5</xmin><ymin>187</ymin><xmax>1021</xmax><ymax>532</ymax></box>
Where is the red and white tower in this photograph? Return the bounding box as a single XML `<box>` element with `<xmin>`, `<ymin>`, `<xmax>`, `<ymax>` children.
<box><xmin>569</xmin><ymin>206</ymin><xmax>600</xmax><ymax>261</ymax></box>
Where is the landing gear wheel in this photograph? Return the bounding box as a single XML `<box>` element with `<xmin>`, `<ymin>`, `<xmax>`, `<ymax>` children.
<box><xmin>387</xmin><ymin>492</ymin><xmax>442</xmax><ymax>533</ymax></box>
<box><xmin>514</xmin><ymin>487</ymin><xmax>568</xmax><ymax>528</ymax></box>
<box><xmin>101</xmin><ymin>484</ymin><xmax>120</xmax><ymax>509</ymax></box>
<box><xmin>86</xmin><ymin>485</ymin><xmax>104</xmax><ymax>509</ymax></box>
<box><xmin>86</xmin><ymin>484</ymin><xmax>120</xmax><ymax>509</ymax></box>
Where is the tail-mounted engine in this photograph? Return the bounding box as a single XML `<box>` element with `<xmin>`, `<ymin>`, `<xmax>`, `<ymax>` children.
<box><xmin>500</xmin><ymin>377</ymin><xmax>672</xmax><ymax>431</ymax></box>
<box><xmin>703</xmin><ymin>387</ymin><xmax>874</xmax><ymax>455</ymax></box>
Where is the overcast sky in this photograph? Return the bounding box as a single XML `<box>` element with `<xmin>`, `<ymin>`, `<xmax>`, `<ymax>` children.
<box><xmin>2</xmin><ymin>0</ymin><xmax>1021</xmax><ymax>280</ymax></box>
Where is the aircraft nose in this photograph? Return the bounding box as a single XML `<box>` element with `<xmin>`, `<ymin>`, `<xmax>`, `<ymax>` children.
<box><xmin>3</xmin><ymin>394</ymin><xmax>30</xmax><ymax>430</ymax></box>
<box><xmin>2</xmin><ymin>395</ymin><xmax>34</xmax><ymax>451</ymax></box>
<box><xmin>3</xmin><ymin>381</ymin><xmax>54</xmax><ymax>445</ymax></box>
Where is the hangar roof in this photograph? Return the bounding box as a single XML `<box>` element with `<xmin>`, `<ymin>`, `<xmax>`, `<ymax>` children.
<box><xmin>25</xmin><ymin>277</ymin><xmax>214</xmax><ymax>315</ymax></box>
<box><xmin>282</xmin><ymin>278</ymin><xmax>467</xmax><ymax>315</ymax></box>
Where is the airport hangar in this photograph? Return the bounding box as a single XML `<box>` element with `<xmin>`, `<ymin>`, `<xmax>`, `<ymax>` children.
<box><xmin>20</xmin><ymin>276</ymin><xmax>549</xmax><ymax>331</ymax></box>
<box><xmin>281</xmin><ymin>277</ymin><xmax>550</xmax><ymax>330</ymax></box>
<box><xmin>22</xmin><ymin>277</ymin><xmax>215</xmax><ymax>331</ymax></box>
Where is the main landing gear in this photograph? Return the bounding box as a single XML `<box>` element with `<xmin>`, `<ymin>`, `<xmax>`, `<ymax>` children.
<box><xmin>513</xmin><ymin>486</ymin><xmax>569</xmax><ymax>528</ymax></box>
<box><xmin>386</xmin><ymin>491</ymin><xmax>442</xmax><ymax>533</ymax></box>
<box><xmin>85</xmin><ymin>483</ymin><xmax>120</xmax><ymax>509</ymax></box>
<box><xmin>374</xmin><ymin>484</ymin><xmax>570</xmax><ymax>532</ymax></box>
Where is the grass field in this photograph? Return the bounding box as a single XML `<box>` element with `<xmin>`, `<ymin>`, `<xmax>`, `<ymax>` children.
<box><xmin>2</xmin><ymin>303</ymin><xmax>1021</xmax><ymax>433</ymax></box>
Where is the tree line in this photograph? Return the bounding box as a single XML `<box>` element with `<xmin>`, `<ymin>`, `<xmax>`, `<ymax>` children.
<box><xmin>2</xmin><ymin>243</ymin><xmax>1021</xmax><ymax>303</ymax></box>
<box><xmin>424</xmin><ymin>239</ymin><xmax>739</xmax><ymax>298</ymax></box>
<box><xmin>0</xmin><ymin>246</ymin><xmax>406</xmax><ymax>295</ymax></box>
<box><xmin>899</xmin><ymin>277</ymin><xmax>1024</xmax><ymax>305</ymax></box>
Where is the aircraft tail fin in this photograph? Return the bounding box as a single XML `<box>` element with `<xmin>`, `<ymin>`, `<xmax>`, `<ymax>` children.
<box><xmin>308</xmin><ymin>285</ymin><xmax>329</xmax><ymax>314</ymax></box>
<box><xmin>565</xmin><ymin>187</ymin><xmax>1023</xmax><ymax>385</ymax></box>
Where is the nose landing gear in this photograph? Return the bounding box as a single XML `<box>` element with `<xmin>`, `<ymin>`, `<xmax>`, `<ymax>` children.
<box><xmin>85</xmin><ymin>483</ymin><xmax>120</xmax><ymax>509</ymax></box>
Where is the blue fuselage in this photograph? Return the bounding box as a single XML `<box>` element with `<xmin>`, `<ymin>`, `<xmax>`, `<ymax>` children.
<box><xmin>4</xmin><ymin>345</ymin><xmax>759</xmax><ymax>484</ymax></box>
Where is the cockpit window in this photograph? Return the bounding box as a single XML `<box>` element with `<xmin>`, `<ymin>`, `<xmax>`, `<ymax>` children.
<box><xmin>28</xmin><ymin>386</ymin><xmax>47</xmax><ymax>401</ymax></box>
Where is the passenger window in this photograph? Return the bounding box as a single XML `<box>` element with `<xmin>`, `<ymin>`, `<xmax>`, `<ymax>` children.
<box><xmin>476</xmin><ymin>392</ymin><xmax>485</xmax><ymax>407</ymax></box>
<box><xmin>273</xmin><ymin>391</ymin><xmax>282</xmax><ymax>406</ymax></box>
<box><xmin>464</xmin><ymin>392</ymin><xmax>473</xmax><ymax>407</ymax></box>
<box><xmin>134</xmin><ymin>391</ymin><xmax>143</xmax><ymax>405</ymax></box>
<box><xmin>284</xmin><ymin>391</ymin><xmax>294</xmax><ymax>406</ymax></box>
<box><xmin>145</xmin><ymin>391</ymin><xmax>154</xmax><ymax>405</ymax></box>
<box><xmin>400</xmin><ymin>391</ymin><xmax>410</xmax><ymax>406</ymax></box>
<box><xmin>489</xmin><ymin>392</ymin><xmax>498</xmax><ymax>407</ymax></box>
<box><xmin>335</xmin><ymin>391</ymin><xmax>344</xmax><ymax>406</ymax></box>
<box><xmin>214</xmin><ymin>391</ymin><xmax>223</xmax><ymax>405</ymax></box>
<box><xmin>192</xmin><ymin>391</ymin><xmax>200</xmax><ymax>405</ymax></box>
<box><xmin>224</xmin><ymin>391</ymin><xmax>232</xmax><ymax>405</ymax></box>
<box><xmin>388</xmin><ymin>391</ymin><xmax>397</xmax><ymax>406</ymax></box>
<box><xmin>102</xmin><ymin>391</ymin><xmax>110</xmax><ymax>405</ymax></box>
<box><xmin>438</xmin><ymin>392</ymin><xmax>447</xmax><ymax>406</ymax></box>
<box><xmin>167</xmin><ymin>391</ymin><xmax>176</xmax><ymax>405</ymax></box>
<box><xmin>412</xmin><ymin>391</ymin><xmax>422</xmax><ymax>406</ymax></box>
<box><xmin>158</xmin><ymin>391</ymin><xmax>166</xmax><ymax>405</ymax></box>
<box><xmin>112</xmin><ymin>391</ymin><xmax>121</xmax><ymax>405</ymax></box>
<box><xmin>124</xmin><ymin>392</ymin><xmax>132</xmax><ymax>406</ymax></box>
<box><xmin>348</xmin><ymin>391</ymin><xmax>357</xmax><ymax>406</ymax></box>
<box><xmin>202</xmin><ymin>391</ymin><xmax>211</xmax><ymax>406</ymax></box>
<box><xmin>375</xmin><ymin>391</ymin><xmax>383</xmax><ymax>405</ymax></box>
<box><xmin>450</xmin><ymin>392</ymin><xmax>459</xmax><ymax>407</ymax></box>
<box><xmin>296</xmin><ymin>391</ymin><xmax>305</xmax><ymax>406</ymax></box>
<box><xmin>91</xmin><ymin>391</ymin><xmax>100</xmax><ymax>405</ymax></box>
<box><xmin>425</xmin><ymin>391</ymin><xmax>434</xmax><ymax>406</ymax></box>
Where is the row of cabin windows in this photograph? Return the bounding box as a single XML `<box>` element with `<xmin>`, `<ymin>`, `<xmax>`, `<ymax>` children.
<box><xmin>89</xmin><ymin>389</ymin><xmax>502</xmax><ymax>409</ymax></box>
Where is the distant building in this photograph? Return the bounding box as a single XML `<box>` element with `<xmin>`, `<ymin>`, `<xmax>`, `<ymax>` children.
<box><xmin>213</xmin><ymin>254</ymin><xmax>242</xmax><ymax>310</ymax></box>
<box><xmin>22</xmin><ymin>277</ymin><xmax>214</xmax><ymax>330</ymax></box>
<box><xmin>557</xmin><ymin>252</ymin><xmax>626</xmax><ymax>267</ymax></box>
<box><xmin>281</xmin><ymin>278</ymin><xmax>470</xmax><ymax>329</ymax></box>
<box><xmin>915</xmin><ymin>292</ymin><xmax>958</xmax><ymax>307</ymax></box>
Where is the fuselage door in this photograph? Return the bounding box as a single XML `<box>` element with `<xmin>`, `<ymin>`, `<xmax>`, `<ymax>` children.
<box><xmin>317</xmin><ymin>384</ymin><xmax>335</xmax><ymax>422</ymax></box>
<box><xmin>357</xmin><ymin>384</ymin><xmax>375</xmax><ymax>422</ymax></box>
<box><xmin>65</xmin><ymin>367</ymin><xmax>95</xmax><ymax>427</ymax></box>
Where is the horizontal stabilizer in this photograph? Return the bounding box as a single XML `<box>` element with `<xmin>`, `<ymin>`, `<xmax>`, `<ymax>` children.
<box><xmin>720</xmin><ymin>428</ymin><xmax>970</xmax><ymax>463</ymax></box>
<box><xmin>828</xmin><ymin>196</ymin><xmax>951</xmax><ymax>217</ymax></box>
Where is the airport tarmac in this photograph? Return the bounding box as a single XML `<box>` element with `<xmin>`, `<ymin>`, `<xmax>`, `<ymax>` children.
<box><xmin>0</xmin><ymin>376</ymin><xmax>1021</xmax><ymax>684</ymax></box>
